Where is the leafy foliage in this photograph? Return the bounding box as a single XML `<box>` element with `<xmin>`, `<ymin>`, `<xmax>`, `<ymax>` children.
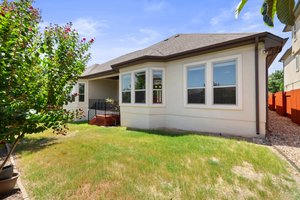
<box><xmin>236</xmin><ymin>0</ymin><xmax>295</xmax><ymax>27</ymax></box>
<box><xmin>268</xmin><ymin>70</ymin><xmax>284</xmax><ymax>93</ymax></box>
<box><xmin>0</xmin><ymin>0</ymin><xmax>93</xmax><ymax>170</ymax></box>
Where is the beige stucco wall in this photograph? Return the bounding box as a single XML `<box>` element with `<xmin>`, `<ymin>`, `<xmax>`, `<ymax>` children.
<box><xmin>119</xmin><ymin>44</ymin><xmax>267</xmax><ymax>137</ymax></box>
<box><xmin>283</xmin><ymin>56</ymin><xmax>300</xmax><ymax>91</ymax></box>
<box><xmin>88</xmin><ymin>79</ymin><xmax>118</xmax><ymax>100</ymax></box>
<box><xmin>292</xmin><ymin>14</ymin><xmax>300</xmax><ymax>54</ymax></box>
<box><xmin>284</xmin><ymin>13</ymin><xmax>300</xmax><ymax>91</ymax></box>
<box><xmin>63</xmin><ymin>79</ymin><xmax>89</xmax><ymax>121</ymax></box>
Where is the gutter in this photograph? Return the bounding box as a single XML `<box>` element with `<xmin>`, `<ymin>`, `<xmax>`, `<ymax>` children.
<box><xmin>255</xmin><ymin>37</ymin><xmax>260</xmax><ymax>135</ymax></box>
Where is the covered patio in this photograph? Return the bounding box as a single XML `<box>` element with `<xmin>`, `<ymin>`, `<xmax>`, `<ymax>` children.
<box><xmin>87</xmin><ymin>75</ymin><xmax>120</xmax><ymax>126</ymax></box>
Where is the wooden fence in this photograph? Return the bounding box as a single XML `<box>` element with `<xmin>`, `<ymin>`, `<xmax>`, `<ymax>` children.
<box><xmin>268</xmin><ymin>89</ymin><xmax>300</xmax><ymax>125</ymax></box>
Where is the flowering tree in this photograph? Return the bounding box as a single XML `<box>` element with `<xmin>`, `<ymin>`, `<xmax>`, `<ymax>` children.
<box><xmin>0</xmin><ymin>0</ymin><xmax>93</xmax><ymax>172</ymax></box>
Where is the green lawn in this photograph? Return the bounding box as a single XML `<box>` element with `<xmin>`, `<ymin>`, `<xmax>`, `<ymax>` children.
<box><xmin>16</xmin><ymin>124</ymin><xmax>300</xmax><ymax>200</ymax></box>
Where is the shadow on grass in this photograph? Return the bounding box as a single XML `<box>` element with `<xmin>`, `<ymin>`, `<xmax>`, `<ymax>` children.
<box><xmin>127</xmin><ymin>127</ymin><xmax>197</xmax><ymax>137</ymax></box>
<box><xmin>69</xmin><ymin>120</ymin><xmax>88</xmax><ymax>125</ymax></box>
<box><xmin>15</xmin><ymin>137</ymin><xmax>58</xmax><ymax>154</ymax></box>
<box><xmin>127</xmin><ymin>127</ymin><xmax>269</xmax><ymax>145</ymax></box>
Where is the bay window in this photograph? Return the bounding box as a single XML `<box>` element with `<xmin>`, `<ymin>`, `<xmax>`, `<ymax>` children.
<box><xmin>187</xmin><ymin>65</ymin><xmax>205</xmax><ymax>104</ymax></box>
<box><xmin>213</xmin><ymin>60</ymin><xmax>236</xmax><ymax>105</ymax></box>
<box><xmin>134</xmin><ymin>71</ymin><xmax>146</xmax><ymax>103</ymax></box>
<box><xmin>152</xmin><ymin>70</ymin><xmax>163</xmax><ymax>104</ymax></box>
<box><xmin>122</xmin><ymin>74</ymin><xmax>131</xmax><ymax>103</ymax></box>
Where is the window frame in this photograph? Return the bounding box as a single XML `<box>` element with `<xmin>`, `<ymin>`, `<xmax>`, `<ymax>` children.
<box><xmin>184</xmin><ymin>61</ymin><xmax>207</xmax><ymax>108</ymax></box>
<box><xmin>293</xmin><ymin>25</ymin><xmax>297</xmax><ymax>41</ymax></box>
<box><xmin>121</xmin><ymin>73</ymin><xmax>132</xmax><ymax>104</ymax></box>
<box><xmin>119</xmin><ymin>68</ymin><xmax>148</xmax><ymax>106</ymax></box>
<box><xmin>183</xmin><ymin>54</ymin><xmax>242</xmax><ymax>110</ymax></box>
<box><xmin>186</xmin><ymin>64</ymin><xmax>206</xmax><ymax>105</ymax></box>
<box><xmin>134</xmin><ymin>70</ymin><xmax>147</xmax><ymax>104</ymax></box>
<box><xmin>78</xmin><ymin>82</ymin><xmax>86</xmax><ymax>102</ymax></box>
<box><xmin>212</xmin><ymin>59</ymin><xmax>237</xmax><ymax>105</ymax></box>
<box><xmin>150</xmin><ymin>68</ymin><xmax>165</xmax><ymax>106</ymax></box>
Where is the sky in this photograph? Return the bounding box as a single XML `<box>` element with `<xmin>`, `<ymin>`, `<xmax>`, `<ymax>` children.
<box><xmin>34</xmin><ymin>0</ymin><xmax>291</xmax><ymax>74</ymax></box>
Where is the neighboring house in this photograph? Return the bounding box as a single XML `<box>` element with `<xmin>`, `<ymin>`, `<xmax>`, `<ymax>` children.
<box><xmin>280</xmin><ymin>1</ymin><xmax>300</xmax><ymax>91</ymax></box>
<box><xmin>66</xmin><ymin>32</ymin><xmax>285</xmax><ymax>137</ymax></box>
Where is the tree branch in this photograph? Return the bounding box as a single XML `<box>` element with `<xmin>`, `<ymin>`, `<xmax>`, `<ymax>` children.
<box><xmin>0</xmin><ymin>133</ymin><xmax>24</xmax><ymax>174</ymax></box>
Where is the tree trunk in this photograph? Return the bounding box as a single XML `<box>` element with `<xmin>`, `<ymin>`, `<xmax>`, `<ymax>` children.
<box><xmin>0</xmin><ymin>134</ymin><xmax>24</xmax><ymax>174</ymax></box>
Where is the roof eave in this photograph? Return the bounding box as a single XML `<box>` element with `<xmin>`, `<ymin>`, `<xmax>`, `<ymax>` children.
<box><xmin>279</xmin><ymin>47</ymin><xmax>292</xmax><ymax>62</ymax></box>
<box><xmin>112</xmin><ymin>32</ymin><xmax>286</xmax><ymax>70</ymax></box>
<box><xmin>80</xmin><ymin>69</ymin><xmax>117</xmax><ymax>79</ymax></box>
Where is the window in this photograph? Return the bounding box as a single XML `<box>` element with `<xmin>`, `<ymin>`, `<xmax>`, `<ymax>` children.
<box><xmin>122</xmin><ymin>74</ymin><xmax>131</xmax><ymax>103</ymax></box>
<box><xmin>187</xmin><ymin>65</ymin><xmax>205</xmax><ymax>104</ymax></box>
<box><xmin>152</xmin><ymin>70</ymin><xmax>163</xmax><ymax>104</ymax></box>
<box><xmin>293</xmin><ymin>25</ymin><xmax>297</xmax><ymax>41</ymax></box>
<box><xmin>134</xmin><ymin>71</ymin><xmax>146</xmax><ymax>103</ymax></box>
<box><xmin>213</xmin><ymin>60</ymin><xmax>236</xmax><ymax>105</ymax></box>
<box><xmin>78</xmin><ymin>83</ymin><xmax>85</xmax><ymax>102</ymax></box>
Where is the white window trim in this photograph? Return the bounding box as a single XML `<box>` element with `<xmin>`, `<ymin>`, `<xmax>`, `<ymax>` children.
<box><xmin>78</xmin><ymin>82</ymin><xmax>86</xmax><ymax>103</ymax></box>
<box><xmin>293</xmin><ymin>25</ymin><xmax>297</xmax><ymax>41</ymax></box>
<box><xmin>184</xmin><ymin>63</ymin><xmax>207</xmax><ymax>108</ymax></box>
<box><xmin>120</xmin><ymin>73</ymin><xmax>132</xmax><ymax>105</ymax></box>
<box><xmin>150</xmin><ymin>68</ymin><xmax>166</xmax><ymax>107</ymax></box>
<box><xmin>119</xmin><ymin>68</ymin><xmax>149</xmax><ymax>107</ymax></box>
<box><xmin>212</xmin><ymin>59</ymin><xmax>238</xmax><ymax>106</ymax></box>
<box><xmin>183</xmin><ymin>54</ymin><xmax>243</xmax><ymax>110</ymax></box>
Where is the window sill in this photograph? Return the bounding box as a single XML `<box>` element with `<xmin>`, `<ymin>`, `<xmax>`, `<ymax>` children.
<box><xmin>184</xmin><ymin>104</ymin><xmax>242</xmax><ymax>110</ymax></box>
<box><xmin>120</xmin><ymin>103</ymin><xmax>166</xmax><ymax>108</ymax></box>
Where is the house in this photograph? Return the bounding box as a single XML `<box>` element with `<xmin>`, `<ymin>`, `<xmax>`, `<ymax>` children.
<box><xmin>66</xmin><ymin>32</ymin><xmax>286</xmax><ymax>137</ymax></box>
<box><xmin>277</xmin><ymin>1</ymin><xmax>300</xmax><ymax>125</ymax></box>
<box><xmin>280</xmin><ymin>1</ymin><xmax>300</xmax><ymax>91</ymax></box>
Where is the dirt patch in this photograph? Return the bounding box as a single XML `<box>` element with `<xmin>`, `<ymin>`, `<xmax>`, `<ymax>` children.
<box><xmin>214</xmin><ymin>177</ymin><xmax>257</xmax><ymax>199</ymax></box>
<box><xmin>69</xmin><ymin>181</ymin><xmax>120</xmax><ymax>200</ymax></box>
<box><xmin>232</xmin><ymin>161</ymin><xmax>264</xmax><ymax>182</ymax></box>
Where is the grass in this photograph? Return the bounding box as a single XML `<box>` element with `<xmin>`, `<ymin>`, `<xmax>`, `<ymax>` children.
<box><xmin>16</xmin><ymin>124</ymin><xmax>300</xmax><ymax>200</ymax></box>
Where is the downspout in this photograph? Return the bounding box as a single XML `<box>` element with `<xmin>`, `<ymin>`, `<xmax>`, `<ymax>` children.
<box><xmin>255</xmin><ymin>37</ymin><xmax>260</xmax><ymax>135</ymax></box>
<box><xmin>265</xmin><ymin>56</ymin><xmax>269</xmax><ymax>131</ymax></box>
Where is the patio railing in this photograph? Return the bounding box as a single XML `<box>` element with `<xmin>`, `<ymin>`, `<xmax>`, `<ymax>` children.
<box><xmin>87</xmin><ymin>99</ymin><xmax>120</xmax><ymax>122</ymax></box>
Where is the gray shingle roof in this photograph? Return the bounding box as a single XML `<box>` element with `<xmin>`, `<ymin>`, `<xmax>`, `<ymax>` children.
<box><xmin>82</xmin><ymin>33</ymin><xmax>261</xmax><ymax>77</ymax></box>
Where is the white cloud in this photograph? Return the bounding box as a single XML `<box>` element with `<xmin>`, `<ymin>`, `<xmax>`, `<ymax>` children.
<box><xmin>121</xmin><ymin>28</ymin><xmax>161</xmax><ymax>46</ymax></box>
<box><xmin>38</xmin><ymin>18</ymin><xmax>108</xmax><ymax>38</ymax></box>
<box><xmin>72</xmin><ymin>18</ymin><xmax>109</xmax><ymax>37</ymax></box>
<box><xmin>144</xmin><ymin>0</ymin><xmax>167</xmax><ymax>11</ymax></box>
<box><xmin>210</xmin><ymin>9</ymin><xmax>232</xmax><ymax>26</ymax></box>
<box><xmin>241</xmin><ymin>11</ymin><xmax>261</xmax><ymax>21</ymax></box>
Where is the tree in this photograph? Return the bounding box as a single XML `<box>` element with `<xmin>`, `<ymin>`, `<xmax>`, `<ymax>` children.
<box><xmin>235</xmin><ymin>0</ymin><xmax>296</xmax><ymax>27</ymax></box>
<box><xmin>0</xmin><ymin>0</ymin><xmax>93</xmax><ymax>172</ymax></box>
<box><xmin>268</xmin><ymin>70</ymin><xmax>284</xmax><ymax>93</ymax></box>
